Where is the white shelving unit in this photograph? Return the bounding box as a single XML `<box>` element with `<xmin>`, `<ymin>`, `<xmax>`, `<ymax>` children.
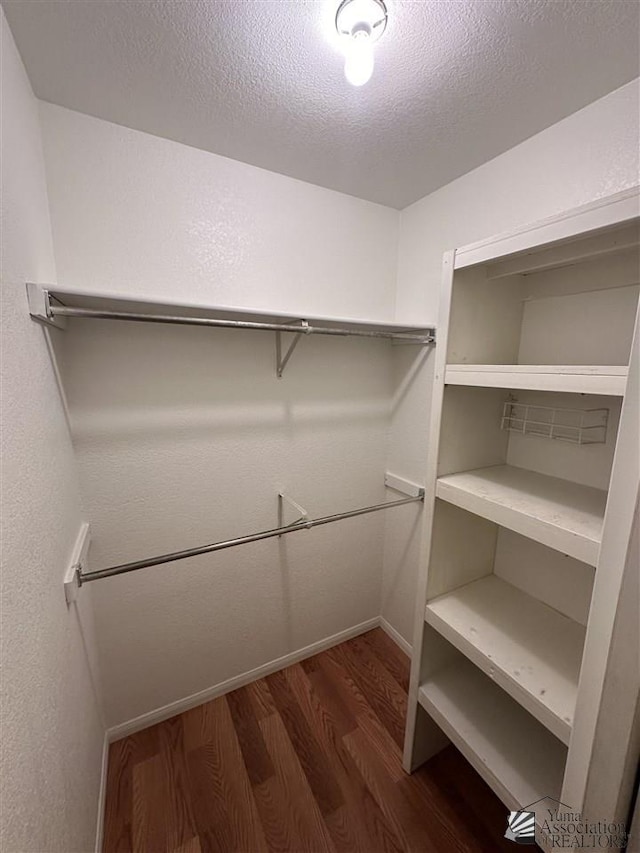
<box><xmin>404</xmin><ymin>188</ymin><xmax>640</xmax><ymax>848</ymax></box>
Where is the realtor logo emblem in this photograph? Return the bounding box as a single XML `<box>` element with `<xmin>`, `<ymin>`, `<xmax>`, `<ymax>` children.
<box><xmin>505</xmin><ymin>810</ymin><xmax>536</xmax><ymax>844</ymax></box>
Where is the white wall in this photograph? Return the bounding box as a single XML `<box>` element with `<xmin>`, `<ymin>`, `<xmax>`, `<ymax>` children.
<box><xmin>382</xmin><ymin>79</ymin><xmax>640</xmax><ymax>644</ymax></box>
<box><xmin>39</xmin><ymin>104</ymin><xmax>399</xmax><ymax>321</ymax></box>
<box><xmin>39</xmin><ymin>105</ymin><xmax>403</xmax><ymax>727</ymax></box>
<box><xmin>0</xmin><ymin>11</ymin><xmax>104</xmax><ymax>852</ymax></box>
<box><xmin>58</xmin><ymin>320</ymin><xmax>392</xmax><ymax>727</ymax></box>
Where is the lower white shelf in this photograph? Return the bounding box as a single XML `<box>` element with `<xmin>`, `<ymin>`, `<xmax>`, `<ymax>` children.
<box><xmin>436</xmin><ymin>464</ymin><xmax>607</xmax><ymax>565</ymax></box>
<box><xmin>425</xmin><ymin>575</ymin><xmax>585</xmax><ymax>744</ymax></box>
<box><xmin>419</xmin><ymin>658</ymin><xmax>566</xmax><ymax>818</ymax></box>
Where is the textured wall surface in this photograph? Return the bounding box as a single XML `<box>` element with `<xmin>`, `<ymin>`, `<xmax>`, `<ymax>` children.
<box><xmin>4</xmin><ymin>0</ymin><xmax>640</xmax><ymax>208</ymax></box>
<box><xmin>382</xmin><ymin>78</ymin><xmax>640</xmax><ymax>645</ymax></box>
<box><xmin>0</xmin><ymin>11</ymin><xmax>104</xmax><ymax>852</ymax></box>
<box><xmin>39</xmin><ymin>106</ymin><xmax>404</xmax><ymax>727</ymax></box>
<box><xmin>39</xmin><ymin>104</ymin><xmax>399</xmax><ymax>322</ymax></box>
<box><xmin>59</xmin><ymin>322</ymin><xmax>393</xmax><ymax>726</ymax></box>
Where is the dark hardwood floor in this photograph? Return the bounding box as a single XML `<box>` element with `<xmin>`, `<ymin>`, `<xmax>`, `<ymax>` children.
<box><xmin>103</xmin><ymin>628</ymin><xmax>515</xmax><ymax>852</ymax></box>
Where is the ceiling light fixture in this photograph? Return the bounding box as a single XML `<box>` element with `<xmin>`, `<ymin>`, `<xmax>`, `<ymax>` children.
<box><xmin>335</xmin><ymin>0</ymin><xmax>388</xmax><ymax>87</ymax></box>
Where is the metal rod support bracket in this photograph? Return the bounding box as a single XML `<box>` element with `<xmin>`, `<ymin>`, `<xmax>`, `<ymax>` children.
<box><xmin>26</xmin><ymin>283</ymin><xmax>67</xmax><ymax>329</ymax></box>
<box><xmin>276</xmin><ymin>321</ymin><xmax>309</xmax><ymax>377</ymax></box>
<box><xmin>392</xmin><ymin>328</ymin><xmax>436</xmax><ymax>346</ymax></box>
<box><xmin>278</xmin><ymin>491</ymin><xmax>309</xmax><ymax>535</ymax></box>
<box><xmin>63</xmin><ymin>522</ymin><xmax>91</xmax><ymax>603</ymax></box>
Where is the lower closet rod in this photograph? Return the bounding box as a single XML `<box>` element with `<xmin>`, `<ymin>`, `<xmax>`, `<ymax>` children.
<box><xmin>78</xmin><ymin>492</ymin><xmax>424</xmax><ymax>585</ymax></box>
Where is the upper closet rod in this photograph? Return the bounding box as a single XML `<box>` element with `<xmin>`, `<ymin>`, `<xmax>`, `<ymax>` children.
<box><xmin>48</xmin><ymin>304</ymin><xmax>435</xmax><ymax>344</ymax></box>
<box><xmin>76</xmin><ymin>492</ymin><xmax>424</xmax><ymax>586</ymax></box>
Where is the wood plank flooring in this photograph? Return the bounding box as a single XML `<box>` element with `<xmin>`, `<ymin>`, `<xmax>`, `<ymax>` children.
<box><xmin>103</xmin><ymin>628</ymin><xmax>516</xmax><ymax>852</ymax></box>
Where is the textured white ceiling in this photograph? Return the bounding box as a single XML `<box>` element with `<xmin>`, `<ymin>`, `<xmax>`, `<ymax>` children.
<box><xmin>3</xmin><ymin>0</ymin><xmax>639</xmax><ymax>208</ymax></box>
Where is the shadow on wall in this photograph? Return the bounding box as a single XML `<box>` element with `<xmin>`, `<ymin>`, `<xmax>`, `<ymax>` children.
<box><xmin>381</xmin><ymin>504</ymin><xmax>423</xmax><ymax>623</ymax></box>
<box><xmin>391</xmin><ymin>345</ymin><xmax>431</xmax><ymax>414</ymax></box>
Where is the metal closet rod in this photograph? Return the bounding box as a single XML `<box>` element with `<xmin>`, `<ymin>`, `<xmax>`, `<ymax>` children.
<box><xmin>78</xmin><ymin>492</ymin><xmax>424</xmax><ymax>585</ymax></box>
<box><xmin>49</xmin><ymin>304</ymin><xmax>435</xmax><ymax>343</ymax></box>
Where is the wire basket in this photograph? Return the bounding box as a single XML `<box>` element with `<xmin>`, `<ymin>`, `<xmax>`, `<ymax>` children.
<box><xmin>501</xmin><ymin>402</ymin><xmax>608</xmax><ymax>445</ymax></box>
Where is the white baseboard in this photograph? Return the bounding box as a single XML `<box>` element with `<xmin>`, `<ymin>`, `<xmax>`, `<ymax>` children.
<box><xmin>379</xmin><ymin>617</ymin><xmax>412</xmax><ymax>657</ymax></box>
<box><xmin>94</xmin><ymin>731</ymin><xmax>109</xmax><ymax>853</ymax></box>
<box><xmin>107</xmin><ymin>616</ymin><xmax>379</xmax><ymax>741</ymax></box>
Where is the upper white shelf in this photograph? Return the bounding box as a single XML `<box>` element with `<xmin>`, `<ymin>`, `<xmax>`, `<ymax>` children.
<box><xmin>452</xmin><ymin>187</ymin><xmax>639</xmax><ymax>270</ymax></box>
<box><xmin>27</xmin><ymin>284</ymin><xmax>435</xmax><ymax>378</ymax></box>
<box><xmin>445</xmin><ymin>364</ymin><xmax>628</xmax><ymax>396</ymax></box>
<box><xmin>436</xmin><ymin>464</ymin><xmax>607</xmax><ymax>565</ymax></box>
<box><xmin>27</xmin><ymin>284</ymin><xmax>435</xmax><ymax>341</ymax></box>
<box><xmin>425</xmin><ymin>575</ymin><xmax>585</xmax><ymax>744</ymax></box>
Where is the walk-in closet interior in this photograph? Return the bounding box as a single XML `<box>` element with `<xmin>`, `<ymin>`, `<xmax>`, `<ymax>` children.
<box><xmin>2</xmin><ymin>1</ymin><xmax>639</xmax><ymax>851</ymax></box>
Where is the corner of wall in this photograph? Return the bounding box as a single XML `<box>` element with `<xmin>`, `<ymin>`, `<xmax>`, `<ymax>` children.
<box><xmin>1</xmin><ymin>10</ymin><xmax>106</xmax><ymax>852</ymax></box>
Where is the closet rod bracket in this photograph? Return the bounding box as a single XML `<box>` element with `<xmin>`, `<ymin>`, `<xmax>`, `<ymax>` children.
<box><xmin>63</xmin><ymin>522</ymin><xmax>91</xmax><ymax>604</ymax></box>
<box><xmin>26</xmin><ymin>283</ymin><xmax>66</xmax><ymax>329</ymax></box>
<box><xmin>276</xmin><ymin>321</ymin><xmax>310</xmax><ymax>377</ymax></box>
<box><xmin>278</xmin><ymin>491</ymin><xmax>309</xmax><ymax>534</ymax></box>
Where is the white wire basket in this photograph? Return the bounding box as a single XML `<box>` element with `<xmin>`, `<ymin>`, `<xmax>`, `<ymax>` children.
<box><xmin>501</xmin><ymin>402</ymin><xmax>609</xmax><ymax>445</ymax></box>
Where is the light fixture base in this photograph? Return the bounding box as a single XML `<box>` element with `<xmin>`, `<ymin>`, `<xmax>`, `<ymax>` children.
<box><xmin>335</xmin><ymin>0</ymin><xmax>388</xmax><ymax>44</ymax></box>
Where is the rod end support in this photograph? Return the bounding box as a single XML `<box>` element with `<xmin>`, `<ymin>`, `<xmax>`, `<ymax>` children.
<box><xmin>26</xmin><ymin>283</ymin><xmax>66</xmax><ymax>329</ymax></box>
<box><xmin>64</xmin><ymin>564</ymin><xmax>82</xmax><ymax>604</ymax></box>
<box><xmin>63</xmin><ymin>522</ymin><xmax>91</xmax><ymax>604</ymax></box>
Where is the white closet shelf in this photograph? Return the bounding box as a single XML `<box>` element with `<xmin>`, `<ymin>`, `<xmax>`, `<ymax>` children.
<box><xmin>27</xmin><ymin>284</ymin><xmax>435</xmax><ymax>340</ymax></box>
<box><xmin>436</xmin><ymin>464</ymin><xmax>606</xmax><ymax>565</ymax></box>
<box><xmin>445</xmin><ymin>364</ymin><xmax>628</xmax><ymax>396</ymax></box>
<box><xmin>425</xmin><ymin>575</ymin><xmax>585</xmax><ymax>744</ymax></box>
<box><xmin>418</xmin><ymin>657</ymin><xmax>566</xmax><ymax>819</ymax></box>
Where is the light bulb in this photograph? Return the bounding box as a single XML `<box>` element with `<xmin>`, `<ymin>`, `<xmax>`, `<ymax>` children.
<box><xmin>335</xmin><ymin>0</ymin><xmax>387</xmax><ymax>88</ymax></box>
<box><xmin>344</xmin><ymin>32</ymin><xmax>374</xmax><ymax>87</ymax></box>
